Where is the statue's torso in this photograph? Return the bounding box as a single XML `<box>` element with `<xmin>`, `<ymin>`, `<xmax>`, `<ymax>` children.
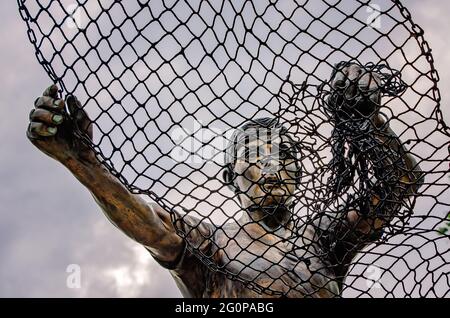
<box><xmin>170</xmin><ymin>219</ymin><xmax>341</xmax><ymax>298</ymax></box>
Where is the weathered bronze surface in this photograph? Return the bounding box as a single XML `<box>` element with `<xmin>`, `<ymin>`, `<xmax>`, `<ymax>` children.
<box><xmin>27</xmin><ymin>63</ymin><xmax>422</xmax><ymax>298</ymax></box>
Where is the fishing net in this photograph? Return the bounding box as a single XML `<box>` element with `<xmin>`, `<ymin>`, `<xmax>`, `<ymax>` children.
<box><xmin>18</xmin><ymin>0</ymin><xmax>449</xmax><ymax>297</ymax></box>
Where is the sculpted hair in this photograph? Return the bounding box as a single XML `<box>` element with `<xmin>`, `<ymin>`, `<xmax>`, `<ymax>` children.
<box><xmin>222</xmin><ymin>117</ymin><xmax>300</xmax><ymax>190</ymax></box>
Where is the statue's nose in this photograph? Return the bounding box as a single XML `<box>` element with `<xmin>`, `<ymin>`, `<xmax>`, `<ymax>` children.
<box><xmin>260</xmin><ymin>155</ymin><xmax>281</xmax><ymax>174</ymax></box>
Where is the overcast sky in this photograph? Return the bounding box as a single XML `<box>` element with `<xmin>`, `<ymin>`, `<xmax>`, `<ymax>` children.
<box><xmin>0</xmin><ymin>0</ymin><xmax>449</xmax><ymax>298</ymax></box>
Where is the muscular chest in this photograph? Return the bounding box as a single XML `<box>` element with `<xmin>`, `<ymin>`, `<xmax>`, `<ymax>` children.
<box><xmin>209</xmin><ymin>226</ymin><xmax>338</xmax><ymax>297</ymax></box>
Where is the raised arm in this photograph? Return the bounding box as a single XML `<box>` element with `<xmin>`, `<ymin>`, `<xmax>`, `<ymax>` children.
<box><xmin>314</xmin><ymin>63</ymin><xmax>424</xmax><ymax>279</ymax></box>
<box><xmin>27</xmin><ymin>85</ymin><xmax>184</xmax><ymax>264</ymax></box>
<box><xmin>326</xmin><ymin>63</ymin><xmax>424</xmax><ymax>235</ymax></box>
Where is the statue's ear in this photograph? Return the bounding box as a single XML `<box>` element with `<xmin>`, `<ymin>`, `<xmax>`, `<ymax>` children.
<box><xmin>223</xmin><ymin>166</ymin><xmax>243</xmax><ymax>206</ymax></box>
<box><xmin>222</xmin><ymin>166</ymin><xmax>235</xmax><ymax>192</ymax></box>
<box><xmin>294</xmin><ymin>161</ymin><xmax>302</xmax><ymax>189</ymax></box>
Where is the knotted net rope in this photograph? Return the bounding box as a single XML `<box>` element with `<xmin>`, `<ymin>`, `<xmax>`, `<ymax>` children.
<box><xmin>18</xmin><ymin>0</ymin><xmax>449</xmax><ymax>297</ymax></box>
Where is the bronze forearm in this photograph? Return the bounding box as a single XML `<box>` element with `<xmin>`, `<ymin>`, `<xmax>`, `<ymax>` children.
<box><xmin>373</xmin><ymin>114</ymin><xmax>424</xmax><ymax>194</ymax></box>
<box><xmin>346</xmin><ymin>113</ymin><xmax>424</xmax><ymax>234</ymax></box>
<box><xmin>63</xmin><ymin>156</ymin><xmax>184</xmax><ymax>260</ymax></box>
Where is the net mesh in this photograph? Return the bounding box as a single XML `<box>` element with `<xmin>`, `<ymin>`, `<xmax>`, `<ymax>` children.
<box><xmin>18</xmin><ymin>0</ymin><xmax>449</xmax><ymax>297</ymax></box>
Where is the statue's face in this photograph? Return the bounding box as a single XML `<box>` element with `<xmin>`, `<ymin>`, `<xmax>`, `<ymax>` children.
<box><xmin>232</xmin><ymin>133</ymin><xmax>298</xmax><ymax>209</ymax></box>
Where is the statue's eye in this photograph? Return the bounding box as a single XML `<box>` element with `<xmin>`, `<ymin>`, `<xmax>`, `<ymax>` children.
<box><xmin>280</xmin><ymin>151</ymin><xmax>295</xmax><ymax>160</ymax></box>
<box><xmin>279</xmin><ymin>143</ymin><xmax>296</xmax><ymax>159</ymax></box>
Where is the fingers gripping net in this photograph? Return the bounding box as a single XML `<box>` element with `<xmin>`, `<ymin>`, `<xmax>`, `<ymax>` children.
<box><xmin>18</xmin><ymin>0</ymin><xmax>449</xmax><ymax>297</ymax></box>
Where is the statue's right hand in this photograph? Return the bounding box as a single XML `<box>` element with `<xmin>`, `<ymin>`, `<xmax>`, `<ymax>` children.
<box><xmin>27</xmin><ymin>84</ymin><xmax>96</xmax><ymax>164</ymax></box>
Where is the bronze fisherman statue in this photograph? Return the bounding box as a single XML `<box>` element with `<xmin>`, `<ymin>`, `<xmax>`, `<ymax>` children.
<box><xmin>27</xmin><ymin>62</ymin><xmax>423</xmax><ymax>297</ymax></box>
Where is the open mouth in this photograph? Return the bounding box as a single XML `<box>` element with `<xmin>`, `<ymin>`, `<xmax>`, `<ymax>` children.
<box><xmin>259</xmin><ymin>176</ymin><xmax>286</xmax><ymax>193</ymax></box>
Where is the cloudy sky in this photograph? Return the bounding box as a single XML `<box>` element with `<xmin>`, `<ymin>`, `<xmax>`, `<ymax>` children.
<box><xmin>0</xmin><ymin>0</ymin><xmax>449</xmax><ymax>298</ymax></box>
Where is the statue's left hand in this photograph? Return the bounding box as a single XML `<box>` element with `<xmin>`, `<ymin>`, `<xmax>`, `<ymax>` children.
<box><xmin>329</xmin><ymin>62</ymin><xmax>382</xmax><ymax>118</ymax></box>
